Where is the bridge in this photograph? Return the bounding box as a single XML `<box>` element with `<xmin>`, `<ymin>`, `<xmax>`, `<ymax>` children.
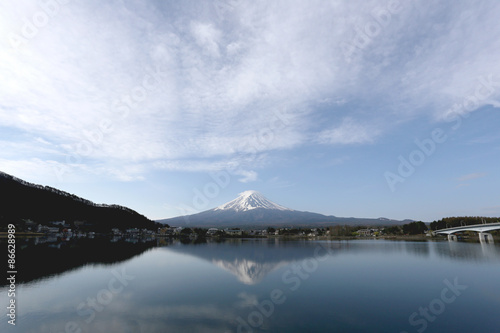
<box><xmin>434</xmin><ymin>222</ymin><xmax>500</xmax><ymax>243</ymax></box>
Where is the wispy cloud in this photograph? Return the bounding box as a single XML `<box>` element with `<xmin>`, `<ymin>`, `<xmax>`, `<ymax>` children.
<box><xmin>457</xmin><ymin>173</ymin><xmax>487</xmax><ymax>182</ymax></box>
<box><xmin>1</xmin><ymin>0</ymin><xmax>500</xmax><ymax>184</ymax></box>
<box><xmin>467</xmin><ymin>134</ymin><xmax>500</xmax><ymax>145</ymax></box>
<box><xmin>267</xmin><ymin>176</ymin><xmax>295</xmax><ymax>189</ymax></box>
<box><xmin>317</xmin><ymin>118</ymin><xmax>380</xmax><ymax>145</ymax></box>
<box><xmin>153</xmin><ymin>156</ymin><xmax>262</xmax><ymax>183</ymax></box>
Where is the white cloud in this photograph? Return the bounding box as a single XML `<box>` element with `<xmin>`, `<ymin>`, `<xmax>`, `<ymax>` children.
<box><xmin>0</xmin><ymin>158</ymin><xmax>72</xmax><ymax>184</ymax></box>
<box><xmin>153</xmin><ymin>155</ymin><xmax>262</xmax><ymax>184</ymax></box>
<box><xmin>235</xmin><ymin>170</ymin><xmax>258</xmax><ymax>183</ymax></box>
<box><xmin>1</xmin><ymin>0</ymin><xmax>500</xmax><ymax>183</ymax></box>
<box><xmin>317</xmin><ymin>118</ymin><xmax>380</xmax><ymax>145</ymax></box>
<box><xmin>190</xmin><ymin>22</ymin><xmax>221</xmax><ymax>58</ymax></box>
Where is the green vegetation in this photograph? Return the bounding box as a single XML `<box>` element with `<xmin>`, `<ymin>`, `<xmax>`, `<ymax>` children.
<box><xmin>430</xmin><ymin>216</ymin><xmax>499</xmax><ymax>230</ymax></box>
<box><xmin>402</xmin><ymin>221</ymin><xmax>428</xmax><ymax>235</ymax></box>
<box><xmin>328</xmin><ymin>225</ymin><xmax>358</xmax><ymax>237</ymax></box>
<box><xmin>384</xmin><ymin>226</ymin><xmax>402</xmax><ymax>235</ymax></box>
<box><xmin>382</xmin><ymin>221</ymin><xmax>427</xmax><ymax>236</ymax></box>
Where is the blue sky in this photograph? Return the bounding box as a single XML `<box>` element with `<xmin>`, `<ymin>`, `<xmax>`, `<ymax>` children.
<box><xmin>1</xmin><ymin>0</ymin><xmax>499</xmax><ymax>222</ymax></box>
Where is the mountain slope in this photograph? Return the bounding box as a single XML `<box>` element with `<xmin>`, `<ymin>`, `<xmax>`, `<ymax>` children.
<box><xmin>158</xmin><ymin>190</ymin><xmax>407</xmax><ymax>227</ymax></box>
<box><xmin>214</xmin><ymin>190</ymin><xmax>292</xmax><ymax>212</ymax></box>
<box><xmin>0</xmin><ymin>171</ymin><xmax>157</xmax><ymax>231</ymax></box>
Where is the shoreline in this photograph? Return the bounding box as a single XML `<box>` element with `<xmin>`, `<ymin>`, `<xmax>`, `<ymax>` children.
<box><xmin>3</xmin><ymin>232</ymin><xmax>499</xmax><ymax>243</ymax></box>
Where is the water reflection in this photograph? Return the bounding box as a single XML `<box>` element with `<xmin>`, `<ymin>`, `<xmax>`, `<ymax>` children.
<box><xmin>5</xmin><ymin>237</ymin><xmax>500</xmax><ymax>287</ymax></box>
<box><xmin>0</xmin><ymin>236</ymin><xmax>157</xmax><ymax>287</ymax></box>
<box><xmin>163</xmin><ymin>239</ymin><xmax>342</xmax><ymax>284</ymax></box>
<box><xmin>162</xmin><ymin>239</ymin><xmax>500</xmax><ymax>285</ymax></box>
<box><xmin>1</xmin><ymin>239</ymin><xmax>500</xmax><ymax>333</ymax></box>
<box><xmin>431</xmin><ymin>240</ymin><xmax>500</xmax><ymax>262</ymax></box>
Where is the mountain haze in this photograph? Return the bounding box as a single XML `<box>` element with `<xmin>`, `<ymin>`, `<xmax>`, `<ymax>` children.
<box><xmin>158</xmin><ymin>190</ymin><xmax>409</xmax><ymax>227</ymax></box>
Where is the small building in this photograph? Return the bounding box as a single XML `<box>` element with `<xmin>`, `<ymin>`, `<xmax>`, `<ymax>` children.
<box><xmin>357</xmin><ymin>229</ymin><xmax>372</xmax><ymax>237</ymax></box>
<box><xmin>50</xmin><ymin>221</ymin><xmax>66</xmax><ymax>226</ymax></box>
<box><xmin>157</xmin><ymin>227</ymin><xmax>169</xmax><ymax>235</ymax></box>
<box><xmin>206</xmin><ymin>228</ymin><xmax>219</xmax><ymax>236</ymax></box>
<box><xmin>161</xmin><ymin>227</ymin><xmax>179</xmax><ymax>236</ymax></box>
<box><xmin>126</xmin><ymin>228</ymin><xmax>140</xmax><ymax>234</ymax></box>
<box><xmin>38</xmin><ymin>225</ymin><xmax>60</xmax><ymax>234</ymax></box>
<box><xmin>225</xmin><ymin>228</ymin><xmax>242</xmax><ymax>236</ymax></box>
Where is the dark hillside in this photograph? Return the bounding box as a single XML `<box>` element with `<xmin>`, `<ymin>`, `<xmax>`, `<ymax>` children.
<box><xmin>0</xmin><ymin>171</ymin><xmax>158</xmax><ymax>232</ymax></box>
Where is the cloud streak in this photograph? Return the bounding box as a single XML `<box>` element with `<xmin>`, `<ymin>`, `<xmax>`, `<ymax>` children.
<box><xmin>317</xmin><ymin>117</ymin><xmax>380</xmax><ymax>145</ymax></box>
<box><xmin>457</xmin><ymin>173</ymin><xmax>487</xmax><ymax>182</ymax></box>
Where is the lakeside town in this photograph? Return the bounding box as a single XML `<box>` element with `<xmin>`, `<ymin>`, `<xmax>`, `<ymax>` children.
<box><xmin>5</xmin><ymin>218</ymin><xmax>499</xmax><ymax>243</ymax></box>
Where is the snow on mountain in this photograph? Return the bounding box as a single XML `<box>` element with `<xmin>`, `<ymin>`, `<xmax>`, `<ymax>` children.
<box><xmin>157</xmin><ymin>190</ymin><xmax>409</xmax><ymax>227</ymax></box>
<box><xmin>214</xmin><ymin>190</ymin><xmax>292</xmax><ymax>212</ymax></box>
<box><xmin>212</xmin><ymin>258</ymin><xmax>289</xmax><ymax>285</ymax></box>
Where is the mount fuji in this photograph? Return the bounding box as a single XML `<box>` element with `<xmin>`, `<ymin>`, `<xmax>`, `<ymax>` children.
<box><xmin>214</xmin><ymin>190</ymin><xmax>291</xmax><ymax>212</ymax></box>
<box><xmin>158</xmin><ymin>190</ymin><xmax>408</xmax><ymax>227</ymax></box>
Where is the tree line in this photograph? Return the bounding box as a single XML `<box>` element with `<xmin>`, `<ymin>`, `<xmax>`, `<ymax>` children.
<box><xmin>429</xmin><ymin>216</ymin><xmax>499</xmax><ymax>231</ymax></box>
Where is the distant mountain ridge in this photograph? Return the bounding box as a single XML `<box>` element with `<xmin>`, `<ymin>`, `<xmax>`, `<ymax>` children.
<box><xmin>0</xmin><ymin>171</ymin><xmax>157</xmax><ymax>231</ymax></box>
<box><xmin>158</xmin><ymin>190</ymin><xmax>410</xmax><ymax>227</ymax></box>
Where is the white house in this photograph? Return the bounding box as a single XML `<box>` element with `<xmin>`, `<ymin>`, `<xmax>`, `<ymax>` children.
<box><xmin>206</xmin><ymin>228</ymin><xmax>219</xmax><ymax>236</ymax></box>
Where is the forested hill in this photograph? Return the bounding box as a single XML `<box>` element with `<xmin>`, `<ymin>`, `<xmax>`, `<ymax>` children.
<box><xmin>0</xmin><ymin>171</ymin><xmax>158</xmax><ymax>232</ymax></box>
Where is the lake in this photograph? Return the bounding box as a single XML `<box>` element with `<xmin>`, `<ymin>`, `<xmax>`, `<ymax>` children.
<box><xmin>1</xmin><ymin>237</ymin><xmax>500</xmax><ymax>332</ymax></box>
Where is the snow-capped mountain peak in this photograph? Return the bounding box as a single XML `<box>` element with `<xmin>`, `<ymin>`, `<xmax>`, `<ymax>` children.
<box><xmin>214</xmin><ymin>190</ymin><xmax>292</xmax><ymax>212</ymax></box>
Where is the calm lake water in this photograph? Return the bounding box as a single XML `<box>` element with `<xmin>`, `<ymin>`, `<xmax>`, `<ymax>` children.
<box><xmin>1</xmin><ymin>237</ymin><xmax>500</xmax><ymax>333</ymax></box>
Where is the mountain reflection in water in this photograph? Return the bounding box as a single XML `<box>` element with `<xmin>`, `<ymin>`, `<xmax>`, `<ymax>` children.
<box><xmin>4</xmin><ymin>237</ymin><xmax>500</xmax><ymax>287</ymax></box>
<box><xmin>1</xmin><ymin>238</ymin><xmax>500</xmax><ymax>333</ymax></box>
<box><xmin>163</xmin><ymin>239</ymin><xmax>342</xmax><ymax>284</ymax></box>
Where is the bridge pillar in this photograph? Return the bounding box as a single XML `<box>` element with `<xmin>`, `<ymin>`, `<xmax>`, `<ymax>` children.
<box><xmin>479</xmin><ymin>232</ymin><xmax>494</xmax><ymax>243</ymax></box>
<box><xmin>447</xmin><ymin>234</ymin><xmax>458</xmax><ymax>241</ymax></box>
